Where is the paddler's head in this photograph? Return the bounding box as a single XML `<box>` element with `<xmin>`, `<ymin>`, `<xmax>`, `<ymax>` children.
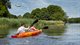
<box><xmin>20</xmin><ymin>23</ymin><xmax>26</xmax><ymax>27</ymax></box>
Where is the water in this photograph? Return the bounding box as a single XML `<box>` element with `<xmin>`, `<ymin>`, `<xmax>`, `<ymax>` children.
<box><xmin>0</xmin><ymin>23</ymin><xmax>80</xmax><ymax>45</ymax></box>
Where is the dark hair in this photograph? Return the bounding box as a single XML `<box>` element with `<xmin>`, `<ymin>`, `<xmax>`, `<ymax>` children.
<box><xmin>20</xmin><ymin>23</ymin><xmax>25</xmax><ymax>26</ymax></box>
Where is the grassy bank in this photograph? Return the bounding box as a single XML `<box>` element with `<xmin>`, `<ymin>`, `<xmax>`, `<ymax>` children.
<box><xmin>0</xmin><ymin>18</ymin><xmax>64</xmax><ymax>28</ymax></box>
<box><xmin>0</xmin><ymin>18</ymin><xmax>33</xmax><ymax>28</ymax></box>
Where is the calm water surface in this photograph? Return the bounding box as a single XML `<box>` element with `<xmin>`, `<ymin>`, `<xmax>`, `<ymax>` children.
<box><xmin>0</xmin><ymin>23</ymin><xmax>80</xmax><ymax>45</ymax></box>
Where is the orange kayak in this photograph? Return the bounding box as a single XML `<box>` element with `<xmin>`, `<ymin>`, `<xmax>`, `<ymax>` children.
<box><xmin>11</xmin><ymin>30</ymin><xmax>42</xmax><ymax>38</ymax></box>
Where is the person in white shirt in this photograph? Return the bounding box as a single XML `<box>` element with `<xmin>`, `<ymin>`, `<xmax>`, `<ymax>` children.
<box><xmin>16</xmin><ymin>23</ymin><xmax>29</xmax><ymax>35</ymax></box>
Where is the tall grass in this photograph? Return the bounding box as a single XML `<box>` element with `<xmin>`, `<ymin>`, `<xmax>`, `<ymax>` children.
<box><xmin>0</xmin><ymin>18</ymin><xmax>33</xmax><ymax>28</ymax></box>
<box><xmin>0</xmin><ymin>18</ymin><xmax>65</xmax><ymax>28</ymax></box>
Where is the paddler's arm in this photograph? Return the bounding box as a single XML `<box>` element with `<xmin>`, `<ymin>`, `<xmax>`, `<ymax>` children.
<box><xmin>15</xmin><ymin>30</ymin><xmax>20</xmax><ymax>35</ymax></box>
<box><xmin>25</xmin><ymin>26</ymin><xmax>30</xmax><ymax>31</ymax></box>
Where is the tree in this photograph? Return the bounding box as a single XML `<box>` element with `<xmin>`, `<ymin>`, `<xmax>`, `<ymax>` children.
<box><xmin>69</xmin><ymin>17</ymin><xmax>80</xmax><ymax>23</ymax></box>
<box><xmin>23</xmin><ymin>12</ymin><xmax>31</xmax><ymax>18</ymax></box>
<box><xmin>0</xmin><ymin>0</ymin><xmax>11</xmax><ymax>17</ymax></box>
<box><xmin>9</xmin><ymin>14</ymin><xmax>17</xmax><ymax>18</ymax></box>
<box><xmin>47</xmin><ymin>5</ymin><xmax>67</xmax><ymax>21</ymax></box>
<box><xmin>0</xmin><ymin>0</ymin><xmax>11</xmax><ymax>9</ymax></box>
<box><xmin>40</xmin><ymin>8</ymin><xmax>50</xmax><ymax>20</ymax></box>
<box><xmin>18</xmin><ymin>15</ymin><xmax>22</xmax><ymax>18</ymax></box>
<box><xmin>23</xmin><ymin>5</ymin><xmax>68</xmax><ymax>22</ymax></box>
<box><xmin>31</xmin><ymin>8</ymin><xmax>41</xmax><ymax>19</ymax></box>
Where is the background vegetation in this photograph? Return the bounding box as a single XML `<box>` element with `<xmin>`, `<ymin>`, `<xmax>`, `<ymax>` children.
<box><xmin>0</xmin><ymin>18</ymin><xmax>64</xmax><ymax>28</ymax></box>
<box><xmin>0</xmin><ymin>0</ymin><xmax>68</xmax><ymax>22</ymax></box>
<box><xmin>23</xmin><ymin>5</ymin><xmax>68</xmax><ymax>22</ymax></box>
<box><xmin>0</xmin><ymin>0</ymin><xmax>80</xmax><ymax>24</ymax></box>
<box><xmin>68</xmin><ymin>17</ymin><xmax>80</xmax><ymax>23</ymax></box>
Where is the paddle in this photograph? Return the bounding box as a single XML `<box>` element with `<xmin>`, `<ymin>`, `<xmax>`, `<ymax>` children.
<box><xmin>30</xmin><ymin>19</ymin><xmax>38</xmax><ymax>27</ymax></box>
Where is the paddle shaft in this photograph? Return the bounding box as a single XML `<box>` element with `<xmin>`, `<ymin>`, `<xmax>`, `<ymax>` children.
<box><xmin>30</xmin><ymin>19</ymin><xmax>38</xmax><ymax>27</ymax></box>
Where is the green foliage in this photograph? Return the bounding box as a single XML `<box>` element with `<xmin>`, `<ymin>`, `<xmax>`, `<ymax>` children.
<box><xmin>23</xmin><ymin>12</ymin><xmax>31</xmax><ymax>18</ymax></box>
<box><xmin>9</xmin><ymin>14</ymin><xmax>17</xmax><ymax>18</ymax></box>
<box><xmin>0</xmin><ymin>18</ymin><xmax>34</xmax><ymax>28</ymax></box>
<box><xmin>0</xmin><ymin>0</ymin><xmax>11</xmax><ymax>9</ymax></box>
<box><xmin>69</xmin><ymin>17</ymin><xmax>80</xmax><ymax>23</ymax></box>
<box><xmin>40</xmin><ymin>8</ymin><xmax>50</xmax><ymax>20</ymax></box>
<box><xmin>0</xmin><ymin>0</ymin><xmax>16</xmax><ymax>18</ymax></box>
<box><xmin>0</xmin><ymin>18</ymin><xmax>64</xmax><ymax>28</ymax></box>
<box><xmin>31</xmin><ymin>8</ymin><xmax>41</xmax><ymax>19</ymax></box>
<box><xmin>23</xmin><ymin>5</ymin><xmax>68</xmax><ymax>22</ymax></box>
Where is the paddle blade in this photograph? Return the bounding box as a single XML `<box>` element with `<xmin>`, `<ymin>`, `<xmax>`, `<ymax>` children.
<box><xmin>42</xmin><ymin>26</ymin><xmax>48</xmax><ymax>29</ymax></box>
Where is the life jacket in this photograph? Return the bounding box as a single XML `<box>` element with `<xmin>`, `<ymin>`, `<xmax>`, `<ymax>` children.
<box><xmin>30</xmin><ymin>26</ymin><xmax>36</xmax><ymax>31</ymax></box>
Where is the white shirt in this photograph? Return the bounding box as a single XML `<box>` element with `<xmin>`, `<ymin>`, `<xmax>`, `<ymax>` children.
<box><xmin>16</xmin><ymin>26</ymin><xmax>29</xmax><ymax>34</ymax></box>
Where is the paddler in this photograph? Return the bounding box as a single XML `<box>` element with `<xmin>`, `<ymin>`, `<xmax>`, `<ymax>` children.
<box><xmin>16</xmin><ymin>23</ymin><xmax>29</xmax><ymax>35</ymax></box>
<box><xmin>16</xmin><ymin>23</ymin><xmax>39</xmax><ymax>35</ymax></box>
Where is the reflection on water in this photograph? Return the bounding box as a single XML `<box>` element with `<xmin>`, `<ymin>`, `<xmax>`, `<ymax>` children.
<box><xmin>0</xmin><ymin>23</ymin><xmax>80</xmax><ymax>45</ymax></box>
<box><xmin>62</xmin><ymin>23</ymin><xmax>80</xmax><ymax>41</ymax></box>
<box><xmin>43</xmin><ymin>25</ymin><xmax>65</xmax><ymax>36</ymax></box>
<box><xmin>0</xmin><ymin>28</ymin><xmax>10</xmax><ymax>38</ymax></box>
